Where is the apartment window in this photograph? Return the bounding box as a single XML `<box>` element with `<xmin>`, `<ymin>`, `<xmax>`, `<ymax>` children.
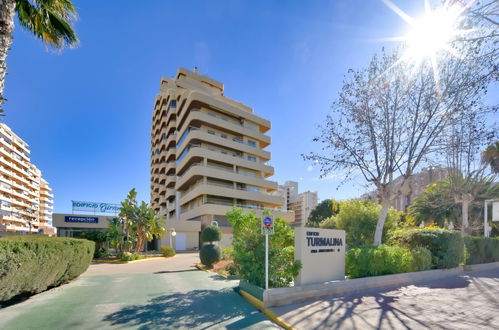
<box><xmin>247</xmin><ymin>156</ymin><xmax>256</xmax><ymax>162</ymax></box>
<box><xmin>221</xmin><ymin>134</ymin><xmax>228</xmax><ymax>139</ymax></box>
<box><xmin>207</xmin><ymin>130</ymin><xmax>216</xmax><ymax>135</ymax></box>
<box><xmin>170</xmin><ymin>100</ymin><xmax>177</xmax><ymax>108</ymax></box>
<box><xmin>247</xmin><ymin>140</ymin><xmax>257</xmax><ymax>147</ymax></box>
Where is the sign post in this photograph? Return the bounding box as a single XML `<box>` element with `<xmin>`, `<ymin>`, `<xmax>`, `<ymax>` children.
<box><xmin>262</xmin><ymin>215</ymin><xmax>274</xmax><ymax>290</ymax></box>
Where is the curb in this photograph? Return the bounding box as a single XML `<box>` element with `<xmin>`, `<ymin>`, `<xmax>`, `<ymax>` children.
<box><xmin>92</xmin><ymin>256</ymin><xmax>174</xmax><ymax>264</ymax></box>
<box><xmin>238</xmin><ymin>289</ymin><xmax>294</xmax><ymax>330</ymax></box>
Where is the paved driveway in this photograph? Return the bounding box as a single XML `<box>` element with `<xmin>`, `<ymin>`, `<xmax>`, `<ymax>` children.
<box><xmin>0</xmin><ymin>253</ymin><xmax>279</xmax><ymax>329</ymax></box>
<box><xmin>271</xmin><ymin>267</ymin><xmax>499</xmax><ymax>330</ymax></box>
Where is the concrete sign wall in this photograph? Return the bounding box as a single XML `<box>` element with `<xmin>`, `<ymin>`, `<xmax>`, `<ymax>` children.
<box><xmin>294</xmin><ymin>227</ymin><xmax>346</xmax><ymax>286</ymax></box>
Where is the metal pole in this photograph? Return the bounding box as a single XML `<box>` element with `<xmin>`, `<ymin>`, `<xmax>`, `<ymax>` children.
<box><xmin>484</xmin><ymin>201</ymin><xmax>488</xmax><ymax>238</ymax></box>
<box><xmin>265</xmin><ymin>232</ymin><xmax>269</xmax><ymax>290</ymax></box>
<box><xmin>169</xmin><ymin>231</ymin><xmax>172</xmax><ymax>247</ymax></box>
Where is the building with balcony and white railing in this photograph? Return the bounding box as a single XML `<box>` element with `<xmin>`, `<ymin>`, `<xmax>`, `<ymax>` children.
<box><xmin>0</xmin><ymin>123</ymin><xmax>54</xmax><ymax>236</ymax></box>
<box><xmin>150</xmin><ymin>67</ymin><xmax>294</xmax><ymax>250</ymax></box>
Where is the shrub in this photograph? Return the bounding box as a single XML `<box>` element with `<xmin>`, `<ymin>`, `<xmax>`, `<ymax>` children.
<box><xmin>347</xmin><ymin>245</ymin><xmax>414</xmax><ymax>278</ymax></box>
<box><xmin>117</xmin><ymin>252</ymin><xmax>141</xmax><ymax>262</ymax></box>
<box><xmin>330</xmin><ymin>200</ymin><xmax>399</xmax><ymax>247</ymax></box>
<box><xmin>464</xmin><ymin>236</ymin><xmax>499</xmax><ymax>265</ymax></box>
<box><xmin>159</xmin><ymin>246</ymin><xmax>176</xmax><ymax>257</ymax></box>
<box><xmin>0</xmin><ymin>236</ymin><xmax>94</xmax><ymax>303</ymax></box>
<box><xmin>221</xmin><ymin>246</ymin><xmax>234</xmax><ymax>260</ymax></box>
<box><xmin>201</xmin><ymin>225</ymin><xmax>222</xmax><ymax>243</ymax></box>
<box><xmin>225</xmin><ymin>262</ymin><xmax>238</xmax><ymax>276</ymax></box>
<box><xmin>200</xmin><ymin>244</ymin><xmax>221</xmax><ymax>266</ymax></box>
<box><xmin>226</xmin><ymin>208</ymin><xmax>301</xmax><ymax>288</ymax></box>
<box><xmin>409</xmin><ymin>246</ymin><xmax>433</xmax><ymax>271</ymax></box>
<box><xmin>389</xmin><ymin>228</ymin><xmax>464</xmax><ymax>269</ymax></box>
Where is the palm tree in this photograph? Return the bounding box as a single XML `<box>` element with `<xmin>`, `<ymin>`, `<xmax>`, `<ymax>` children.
<box><xmin>134</xmin><ymin>201</ymin><xmax>166</xmax><ymax>253</ymax></box>
<box><xmin>0</xmin><ymin>0</ymin><xmax>78</xmax><ymax>114</ymax></box>
<box><xmin>482</xmin><ymin>142</ymin><xmax>499</xmax><ymax>174</ymax></box>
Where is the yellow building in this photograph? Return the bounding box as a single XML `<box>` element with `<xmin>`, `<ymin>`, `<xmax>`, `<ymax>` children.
<box><xmin>0</xmin><ymin>123</ymin><xmax>54</xmax><ymax>235</ymax></box>
<box><xmin>150</xmin><ymin>67</ymin><xmax>293</xmax><ymax>250</ymax></box>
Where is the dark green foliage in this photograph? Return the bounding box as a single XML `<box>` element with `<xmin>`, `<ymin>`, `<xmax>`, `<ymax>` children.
<box><xmin>0</xmin><ymin>236</ymin><xmax>94</xmax><ymax>302</ymax></box>
<box><xmin>116</xmin><ymin>252</ymin><xmax>141</xmax><ymax>262</ymax></box>
<box><xmin>409</xmin><ymin>246</ymin><xmax>433</xmax><ymax>271</ymax></box>
<box><xmin>409</xmin><ymin>178</ymin><xmax>499</xmax><ymax>234</ymax></box>
<box><xmin>159</xmin><ymin>246</ymin><xmax>176</xmax><ymax>257</ymax></box>
<box><xmin>199</xmin><ymin>244</ymin><xmax>221</xmax><ymax>266</ymax></box>
<box><xmin>464</xmin><ymin>236</ymin><xmax>499</xmax><ymax>264</ymax></box>
<box><xmin>307</xmin><ymin>199</ymin><xmax>340</xmax><ymax>227</ymax></box>
<box><xmin>201</xmin><ymin>225</ymin><xmax>222</xmax><ymax>243</ymax></box>
<box><xmin>77</xmin><ymin>231</ymin><xmax>109</xmax><ymax>258</ymax></box>
<box><xmin>389</xmin><ymin>228</ymin><xmax>464</xmax><ymax>269</ymax></box>
<box><xmin>227</xmin><ymin>208</ymin><xmax>302</xmax><ymax>288</ymax></box>
<box><xmin>321</xmin><ymin>199</ymin><xmax>399</xmax><ymax>246</ymax></box>
<box><xmin>346</xmin><ymin>245</ymin><xmax>432</xmax><ymax>278</ymax></box>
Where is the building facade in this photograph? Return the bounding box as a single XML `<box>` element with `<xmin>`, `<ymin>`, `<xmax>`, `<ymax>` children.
<box><xmin>0</xmin><ymin>123</ymin><xmax>54</xmax><ymax>236</ymax></box>
<box><xmin>278</xmin><ymin>181</ymin><xmax>318</xmax><ymax>227</ymax></box>
<box><xmin>150</xmin><ymin>67</ymin><xmax>293</xmax><ymax>250</ymax></box>
<box><xmin>362</xmin><ymin>166</ymin><xmax>450</xmax><ymax>211</ymax></box>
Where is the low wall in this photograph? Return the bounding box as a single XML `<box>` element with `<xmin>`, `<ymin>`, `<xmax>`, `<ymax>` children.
<box><xmin>263</xmin><ymin>261</ymin><xmax>499</xmax><ymax>307</ymax></box>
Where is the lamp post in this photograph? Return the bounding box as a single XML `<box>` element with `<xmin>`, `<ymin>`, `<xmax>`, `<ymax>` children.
<box><xmin>169</xmin><ymin>228</ymin><xmax>176</xmax><ymax>248</ymax></box>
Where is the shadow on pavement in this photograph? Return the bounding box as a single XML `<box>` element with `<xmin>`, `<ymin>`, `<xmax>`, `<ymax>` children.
<box><xmin>153</xmin><ymin>269</ymin><xmax>198</xmax><ymax>274</ymax></box>
<box><xmin>103</xmin><ymin>288</ymin><xmax>267</xmax><ymax>329</ymax></box>
<box><xmin>416</xmin><ymin>274</ymin><xmax>471</xmax><ymax>289</ymax></box>
<box><xmin>289</xmin><ymin>292</ymin><xmax>431</xmax><ymax>330</ymax></box>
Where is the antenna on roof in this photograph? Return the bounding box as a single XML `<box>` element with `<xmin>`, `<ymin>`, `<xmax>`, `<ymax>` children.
<box><xmin>194</xmin><ymin>66</ymin><xmax>199</xmax><ymax>74</ymax></box>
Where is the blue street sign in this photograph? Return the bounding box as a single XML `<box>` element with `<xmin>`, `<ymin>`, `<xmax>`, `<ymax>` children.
<box><xmin>263</xmin><ymin>216</ymin><xmax>273</xmax><ymax>227</ymax></box>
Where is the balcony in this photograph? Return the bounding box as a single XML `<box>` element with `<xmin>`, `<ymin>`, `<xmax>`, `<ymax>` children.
<box><xmin>179</xmin><ymin>182</ymin><xmax>283</xmax><ymax>206</ymax></box>
<box><xmin>176</xmin><ymin>145</ymin><xmax>274</xmax><ymax>177</ymax></box>
<box><xmin>179</xmin><ymin>201</ymin><xmax>294</xmax><ymax>222</ymax></box>
<box><xmin>177</xmin><ymin>109</ymin><xmax>270</xmax><ymax>147</ymax></box>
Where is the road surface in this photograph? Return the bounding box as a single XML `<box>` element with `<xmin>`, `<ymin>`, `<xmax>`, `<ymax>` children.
<box><xmin>0</xmin><ymin>253</ymin><xmax>278</xmax><ymax>329</ymax></box>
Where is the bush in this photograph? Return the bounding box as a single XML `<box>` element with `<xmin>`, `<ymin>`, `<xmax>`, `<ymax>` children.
<box><xmin>346</xmin><ymin>245</ymin><xmax>432</xmax><ymax>278</ymax></box>
<box><xmin>0</xmin><ymin>236</ymin><xmax>94</xmax><ymax>303</ymax></box>
<box><xmin>389</xmin><ymin>228</ymin><xmax>464</xmax><ymax>269</ymax></box>
<box><xmin>225</xmin><ymin>262</ymin><xmax>238</xmax><ymax>275</ymax></box>
<box><xmin>227</xmin><ymin>208</ymin><xmax>301</xmax><ymax>288</ymax></box>
<box><xmin>201</xmin><ymin>225</ymin><xmax>222</xmax><ymax>243</ymax></box>
<box><xmin>159</xmin><ymin>246</ymin><xmax>176</xmax><ymax>257</ymax></box>
<box><xmin>200</xmin><ymin>244</ymin><xmax>221</xmax><ymax>266</ymax></box>
<box><xmin>325</xmin><ymin>200</ymin><xmax>399</xmax><ymax>247</ymax></box>
<box><xmin>464</xmin><ymin>236</ymin><xmax>499</xmax><ymax>265</ymax></box>
<box><xmin>409</xmin><ymin>246</ymin><xmax>433</xmax><ymax>271</ymax></box>
<box><xmin>221</xmin><ymin>246</ymin><xmax>234</xmax><ymax>260</ymax></box>
<box><xmin>117</xmin><ymin>252</ymin><xmax>141</xmax><ymax>262</ymax></box>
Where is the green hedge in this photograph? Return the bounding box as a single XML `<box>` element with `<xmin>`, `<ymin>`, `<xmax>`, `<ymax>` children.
<box><xmin>346</xmin><ymin>245</ymin><xmax>432</xmax><ymax>279</ymax></box>
<box><xmin>201</xmin><ymin>225</ymin><xmax>222</xmax><ymax>243</ymax></box>
<box><xmin>0</xmin><ymin>236</ymin><xmax>94</xmax><ymax>303</ymax></box>
<box><xmin>389</xmin><ymin>228</ymin><xmax>464</xmax><ymax>269</ymax></box>
<box><xmin>200</xmin><ymin>244</ymin><xmax>221</xmax><ymax>266</ymax></box>
<box><xmin>464</xmin><ymin>236</ymin><xmax>499</xmax><ymax>265</ymax></box>
<box><xmin>159</xmin><ymin>246</ymin><xmax>176</xmax><ymax>257</ymax></box>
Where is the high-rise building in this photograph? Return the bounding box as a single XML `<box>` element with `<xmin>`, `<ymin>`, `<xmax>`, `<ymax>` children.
<box><xmin>0</xmin><ymin>123</ymin><xmax>54</xmax><ymax>236</ymax></box>
<box><xmin>278</xmin><ymin>181</ymin><xmax>318</xmax><ymax>227</ymax></box>
<box><xmin>150</xmin><ymin>67</ymin><xmax>293</xmax><ymax>249</ymax></box>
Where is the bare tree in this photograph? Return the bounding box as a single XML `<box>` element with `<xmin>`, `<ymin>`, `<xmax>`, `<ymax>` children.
<box><xmin>304</xmin><ymin>44</ymin><xmax>491</xmax><ymax>245</ymax></box>
<box><xmin>444</xmin><ymin>107</ymin><xmax>497</xmax><ymax>235</ymax></box>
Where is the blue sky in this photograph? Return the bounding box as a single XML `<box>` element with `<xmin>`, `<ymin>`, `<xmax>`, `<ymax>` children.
<box><xmin>2</xmin><ymin>0</ymin><xmax>493</xmax><ymax>213</ymax></box>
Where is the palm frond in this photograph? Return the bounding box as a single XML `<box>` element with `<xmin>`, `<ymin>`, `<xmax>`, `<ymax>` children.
<box><xmin>15</xmin><ymin>0</ymin><xmax>78</xmax><ymax>49</ymax></box>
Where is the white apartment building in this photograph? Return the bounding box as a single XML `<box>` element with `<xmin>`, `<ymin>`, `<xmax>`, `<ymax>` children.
<box><xmin>0</xmin><ymin>123</ymin><xmax>54</xmax><ymax>235</ymax></box>
<box><xmin>150</xmin><ymin>67</ymin><xmax>293</xmax><ymax>249</ymax></box>
<box><xmin>278</xmin><ymin>181</ymin><xmax>318</xmax><ymax>227</ymax></box>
